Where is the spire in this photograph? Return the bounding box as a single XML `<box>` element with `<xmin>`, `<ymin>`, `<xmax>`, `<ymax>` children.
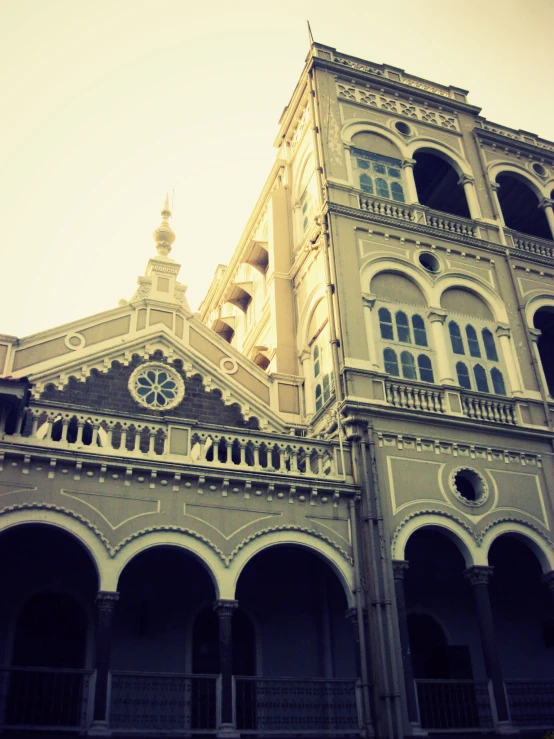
<box><xmin>152</xmin><ymin>192</ymin><xmax>175</xmax><ymax>257</ymax></box>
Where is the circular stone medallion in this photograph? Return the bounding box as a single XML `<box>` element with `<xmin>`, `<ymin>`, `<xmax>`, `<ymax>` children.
<box><xmin>128</xmin><ymin>362</ymin><xmax>184</xmax><ymax>410</ymax></box>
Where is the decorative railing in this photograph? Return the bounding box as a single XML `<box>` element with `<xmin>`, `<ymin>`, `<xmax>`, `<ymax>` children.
<box><xmin>1</xmin><ymin>403</ymin><xmax>347</xmax><ymax>481</ymax></box>
<box><xmin>234</xmin><ymin>677</ymin><xmax>360</xmax><ymax>733</ymax></box>
<box><xmin>385</xmin><ymin>381</ymin><xmax>445</xmax><ymax>413</ymax></box>
<box><xmin>460</xmin><ymin>392</ymin><xmax>517</xmax><ymax>425</ymax></box>
<box><xmin>506</xmin><ymin>229</ymin><xmax>554</xmax><ymax>258</ymax></box>
<box><xmin>358</xmin><ymin>194</ymin><xmax>415</xmax><ymax>221</ymax></box>
<box><xmin>415</xmin><ymin>679</ymin><xmax>494</xmax><ymax>730</ymax></box>
<box><xmin>424</xmin><ymin>208</ymin><xmax>476</xmax><ymax>237</ymax></box>
<box><xmin>109</xmin><ymin>671</ymin><xmax>218</xmax><ymax>731</ymax></box>
<box><xmin>505</xmin><ymin>679</ymin><xmax>554</xmax><ymax>727</ymax></box>
<box><xmin>0</xmin><ymin>666</ymin><xmax>92</xmax><ymax>730</ymax></box>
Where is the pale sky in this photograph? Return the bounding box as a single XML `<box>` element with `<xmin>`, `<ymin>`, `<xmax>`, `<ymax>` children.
<box><xmin>1</xmin><ymin>0</ymin><xmax>553</xmax><ymax>339</ymax></box>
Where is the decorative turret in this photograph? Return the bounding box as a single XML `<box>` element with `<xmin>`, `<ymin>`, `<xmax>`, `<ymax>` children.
<box><xmin>152</xmin><ymin>193</ymin><xmax>176</xmax><ymax>257</ymax></box>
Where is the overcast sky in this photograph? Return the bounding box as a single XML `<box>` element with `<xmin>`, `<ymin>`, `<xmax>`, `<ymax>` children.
<box><xmin>1</xmin><ymin>0</ymin><xmax>553</xmax><ymax>339</ymax></box>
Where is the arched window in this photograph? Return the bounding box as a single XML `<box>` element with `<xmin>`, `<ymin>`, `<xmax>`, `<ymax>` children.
<box><xmin>391</xmin><ymin>181</ymin><xmax>405</xmax><ymax>202</ymax></box>
<box><xmin>379</xmin><ymin>307</ymin><xmax>394</xmax><ymax>339</ymax></box>
<box><xmin>360</xmin><ymin>174</ymin><xmax>374</xmax><ymax>194</ymax></box>
<box><xmin>412</xmin><ymin>315</ymin><xmax>428</xmax><ymax>346</ymax></box>
<box><xmin>376</xmin><ymin>178</ymin><xmax>390</xmax><ymax>199</ymax></box>
<box><xmin>313</xmin><ymin>345</ymin><xmax>320</xmax><ymax>378</ymax></box>
<box><xmin>417</xmin><ymin>355</ymin><xmax>434</xmax><ymax>383</ymax></box>
<box><xmin>400</xmin><ymin>351</ymin><xmax>417</xmax><ymax>379</ymax></box>
<box><xmin>456</xmin><ymin>361</ymin><xmax>471</xmax><ymax>389</ymax></box>
<box><xmin>465</xmin><ymin>325</ymin><xmax>481</xmax><ymax>358</ymax></box>
<box><xmin>384</xmin><ymin>348</ymin><xmax>399</xmax><ymax>376</ymax></box>
<box><xmin>491</xmin><ymin>368</ymin><xmax>506</xmax><ymax>396</ymax></box>
<box><xmin>449</xmin><ymin>321</ymin><xmax>465</xmax><ymax>355</ymax></box>
<box><xmin>315</xmin><ymin>384</ymin><xmax>322</xmax><ymax>411</ymax></box>
<box><xmin>322</xmin><ymin>374</ymin><xmax>331</xmax><ymax>403</ymax></box>
<box><xmin>482</xmin><ymin>328</ymin><xmax>498</xmax><ymax>361</ymax></box>
<box><xmin>396</xmin><ymin>311</ymin><xmax>411</xmax><ymax>343</ymax></box>
<box><xmin>473</xmin><ymin>364</ymin><xmax>489</xmax><ymax>393</ymax></box>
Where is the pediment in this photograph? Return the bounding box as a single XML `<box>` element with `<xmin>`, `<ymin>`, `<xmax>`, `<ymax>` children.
<box><xmin>6</xmin><ymin>310</ymin><xmax>288</xmax><ymax>433</ymax></box>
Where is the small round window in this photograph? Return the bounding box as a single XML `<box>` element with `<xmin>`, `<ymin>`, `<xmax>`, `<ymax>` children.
<box><xmin>128</xmin><ymin>362</ymin><xmax>185</xmax><ymax>410</ymax></box>
<box><xmin>450</xmin><ymin>467</ymin><xmax>489</xmax><ymax>508</ymax></box>
<box><xmin>394</xmin><ymin>121</ymin><xmax>412</xmax><ymax>136</ymax></box>
<box><xmin>531</xmin><ymin>162</ymin><xmax>547</xmax><ymax>177</ymax></box>
<box><xmin>419</xmin><ymin>252</ymin><xmax>440</xmax><ymax>273</ymax></box>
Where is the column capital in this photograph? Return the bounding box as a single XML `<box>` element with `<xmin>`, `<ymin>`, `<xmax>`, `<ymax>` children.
<box><xmin>361</xmin><ymin>292</ymin><xmax>377</xmax><ymax>310</ymax></box>
<box><xmin>96</xmin><ymin>591</ymin><xmax>119</xmax><ymax>612</ymax></box>
<box><xmin>495</xmin><ymin>323</ymin><xmax>511</xmax><ymax>339</ymax></box>
<box><xmin>213</xmin><ymin>599</ymin><xmax>239</xmax><ymax>618</ymax></box>
<box><xmin>458</xmin><ymin>174</ymin><xmax>475</xmax><ymax>187</ymax></box>
<box><xmin>298</xmin><ymin>345</ymin><xmax>311</xmax><ymax>363</ymax></box>
<box><xmin>464</xmin><ymin>565</ymin><xmax>494</xmax><ymax>586</ymax></box>
<box><xmin>402</xmin><ymin>158</ymin><xmax>416</xmax><ymax>169</ymax></box>
<box><xmin>489</xmin><ymin>181</ymin><xmax>501</xmax><ymax>193</ymax></box>
<box><xmin>528</xmin><ymin>327</ymin><xmax>542</xmax><ymax>343</ymax></box>
<box><xmin>345</xmin><ymin>607</ymin><xmax>358</xmax><ymax>626</ymax></box>
<box><xmin>427</xmin><ymin>307</ymin><xmax>448</xmax><ymax>324</ymax></box>
<box><xmin>538</xmin><ymin>197</ymin><xmax>554</xmax><ymax>211</ymax></box>
<box><xmin>392</xmin><ymin>560</ymin><xmax>410</xmax><ymax>580</ymax></box>
<box><xmin>541</xmin><ymin>570</ymin><xmax>554</xmax><ymax>592</ymax></box>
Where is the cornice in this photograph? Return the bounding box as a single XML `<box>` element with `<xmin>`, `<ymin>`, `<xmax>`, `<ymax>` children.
<box><xmin>325</xmin><ymin>202</ymin><xmax>554</xmax><ymax>268</ymax></box>
<box><xmin>475</xmin><ymin>127</ymin><xmax>554</xmax><ymax>161</ymax></box>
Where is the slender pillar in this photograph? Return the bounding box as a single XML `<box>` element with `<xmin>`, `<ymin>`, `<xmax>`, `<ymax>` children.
<box><xmin>392</xmin><ymin>561</ymin><xmax>419</xmax><ymax>725</ymax></box>
<box><xmin>214</xmin><ymin>599</ymin><xmax>239</xmax><ymax>736</ymax></box>
<box><xmin>495</xmin><ymin>324</ymin><xmax>523</xmax><ymax>395</ymax></box>
<box><xmin>541</xmin><ymin>571</ymin><xmax>554</xmax><ymax>609</ymax></box>
<box><xmin>402</xmin><ymin>159</ymin><xmax>419</xmax><ymax>204</ymax></box>
<box><xmin>427</xmin><ymin>308</ymin><xmax>456</xmax><ymax>384</ymax></box>
<box><xmin>362</xmin><ymin>293</ymin><xmax>380</xmax><ymax>370</ymax></box>
<box><xmin>458</xmin><ymin>174</ymin><xmax>482</xmax><ymax>220</ymax></box>
<box><xmin>528</xmin><ymin>328</ymin><xmax>551</xmax><ymax>399</ymax></box>
<box><xmin>464</xmin><ymin>566</ymin><xmax>510</xmax><ymax>724</ymax></box>
<box><xmin>89</xmin><ymin>591</ymin><xmax>119</xmax><ymax>735</ymax></box>
<box><xmin>539</xmin><ymin>198</ymin><xmax>554</xmax><ymax>240</ymax></box>
<box><xmin>298</xmin><ymin>347</ymin><xmax>315</xmax><ymax>415</ymax></box>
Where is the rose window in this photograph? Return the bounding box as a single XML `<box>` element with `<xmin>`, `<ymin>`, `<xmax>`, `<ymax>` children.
<box><xmin>128</xmin><ymin>362</ymin><xmax>185</xmax><ymax>410</ymax></box>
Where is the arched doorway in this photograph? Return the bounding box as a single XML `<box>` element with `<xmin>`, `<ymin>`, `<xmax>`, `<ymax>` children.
<box><xmin>533</xmin><ymin>307</ymin><xmax>554</xmax><ymax>396</ymax></box>
<box><xmin>0</xmin><ymin>524</ymin><xmax>98</xmax><ymax>729</ymax></box>
<box><xmin>413</xmin><ymin>151</ymin><xmax>470</xmax><ymax>218</ymax></box>
<box><xmin>496</xmin><ymin>173</ymin><xmax>551</xmax><ymax>239</ymax></box>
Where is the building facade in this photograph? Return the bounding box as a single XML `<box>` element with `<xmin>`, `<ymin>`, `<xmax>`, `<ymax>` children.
<box><xmin>0</xmin><ymin>43</ymin><xmax>553</xmax><ymax>738</ymax></box>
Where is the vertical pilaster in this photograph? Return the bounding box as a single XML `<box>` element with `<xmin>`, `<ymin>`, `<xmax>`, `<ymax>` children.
<box><xmin>464</xmin><ymin>566</ymin><xmax>510</xmax><ymax>725</ymax></box>
<box><xmin>528</xmin><ymin>328</ymin><xmax>551</xmax><ymax>399</ymax></box>
<box><xmin>427</xmin><ymin>309</ymin><xmax>456</xmax><ymax>384</ymax></box>
<box><xmin>214</xmin><ymin>599</ymin><xmax>239</xmax><ymax>736</ymax></box>
<box><xmin>392</xmin><ymin>560</ymin><xmax>419</xmax><ymax>725</ymax></box>
<box><xmin>495</xmin><ymin>324</ymin><xmax>523</xmax><ymax>395</ymax></box>
<box><xmin>89</xmin><ymin>591</ymin><xmax>119</xmax><ymax>735</ymax></box>
<box><xmin>402</xmin><ymin>159</ymin><xmax>419</xmax><ymax>204</ymax></box>
<box><xmin>539</xmin><ymin>198</ymin><xmax>554</xmax><ymax>240</ymax></box>
<box><xmin>458</xmin><ymin>175</ymin><xmax>482</xmax><ymax>220</ymax></box>
<box><xmin>298</xmin><ymin>347</ymin><xmax>315</xmax><ymax>415</ymax></box>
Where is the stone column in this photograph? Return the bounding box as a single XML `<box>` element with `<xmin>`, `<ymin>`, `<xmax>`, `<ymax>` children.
<box><xmin>539</xmin><ymin>198</ymin><xmax>554</xmax><ymax>240</ymax></box>
<box><xmin>392</xmin><ymin>561</ymin><xmax>419</xmax><ymax>725</ymax></box>
<box><xmin>528</xmin><ymin>328</ymin><xmax>551</xmax><ymax>399</ymax></box>
<box><xmin>458</xmin><ymin>175</ymin><xmax>482</xmax><ymax>220</ymax></box>
<box><xmin>541</xmin><ymin>571</ymin><xmax>554</xmax><ymax>608</ymax></box>
<box><xmin>361</xmin><ymin>293</ymin><xmax>380</xmax><ymax>370</ymax></box>
<box><xmin>402</xmin><ymin>159</ymin><xmax>419</xmax><ymax>204</ymax></box>
<box><xmin>464</xmin><ymin>566</ymin><xmax>510</xmax><ymax>724</ymax></box>
<box><xmin>427</xmin><ymin>308</ymin><xmax>456</xmax><ymax>384</ymax></box>
<box><xmin>345</xmin><ymin>607</ymin><xmax>363</xmax><ymax>684</ymax></box>
<box><xmin>489</xmin><ymin>182</ymin><xmax>505</xmax><ymax>225</ymax></box>
<box><xmin>298</xmin><ymin>347</ymin><xmax>315</xmax><ymax>415</ymax></box>
<box><xmin>89</xmin><ymin>591</ymin><xmax>119</xmax><ymax>735</ymax></box>
<box><xmin>214</xmin><ymin>599</ymin><xmax>239</xmax><ymax>736</ymax></box>
<box><xmin>495</xmin><ymin>324</ymin><xmax>523</xmax><ymax>396</ymax></box>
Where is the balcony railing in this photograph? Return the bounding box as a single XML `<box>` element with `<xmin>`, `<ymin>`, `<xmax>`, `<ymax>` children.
<box><xmin>235</xmin><ymin>676</ymin><xmax>361</xmax><ymax>734</ymax></box>
<box><xmin>109</xmin><ymin>671</ymin><xmax>218</xmax><ymax>732</ymax></box>
<box><xmin>460</xmin><ymin>391</ymin><xmax>517</xmax><ymax>425</ymax></box>
<box><xmin>505</xmin><ymin>229</ymin><xmax>554</xmax><ymax>258</ymax></box>
<box><xmin>505</xmin><ymin>679</ymin><xmax>554</xmax><ymax>727</ymax></box>
<box><xmin>2</xmin><ymin>402</ymin><xmax>348</xmax><ymax>481</ymax></box>
<box><xmin>0</xmin><ymin>666</ymin><xmax>92</xmax><ymax>731</ymax></box>
<box><xmin>415</xmin><ymin>679</ymin><xmax>494</xmax><ymax>730</ymax></box>
<box><xmin>385</xmin><ymin>380</ymin><xmax>445</xmax><ymax>414</ymax></box>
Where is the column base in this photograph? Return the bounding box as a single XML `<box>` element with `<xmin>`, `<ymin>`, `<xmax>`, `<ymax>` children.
<box><xmin>87</xmin><ymin>720</ymin><xmax>112</xmax><ymax>736</ymax></box>
<box><xmin>496</xmin><ymin>721</ymin><xmax>519</xmax><ymax>734</ymax></box>
<box><xmin>217</xmin><ymin>723</ymin><xmax>241</xmax><ymax>738</ymax></box>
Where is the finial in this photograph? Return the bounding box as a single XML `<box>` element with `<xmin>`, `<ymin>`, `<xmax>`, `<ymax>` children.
<box><xmin>152</xmin><ymin>192</ymin><xmax>175</xmax><ymax>257</ymax></box>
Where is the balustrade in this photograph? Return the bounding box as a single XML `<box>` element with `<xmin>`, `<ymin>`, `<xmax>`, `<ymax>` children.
<box><xmin>0</xmin><ymin>666</ymin><xmax>92</xmax><ymax>730</ymax></box>
<box><xmin>358</xmin><ymin>194</ymin><xmax>415</xmax><ymax>221</ymax></box>
<box><xmin>385</xmin><ymin>381</ymin><xmax>445</xmax><ymax>413</ymax></box>
<box><xmin>415</xmin><ymin>679</ymin><xmax>493</xmax><ymax>730</ymax></box>
<box><xmin>425</xmin><ymin>210</ymin><xmax>476</xmax><ymax>236</ymax></box>
<box><xmin>505</xmin><ymin>679</ymin><xmax>554</xmax><ymax>727</ymax></box>
<box><xmin>461</xmin><ymin>393</ymin><xmax>516</xmax><ymax>425</ymax></box>
<box><xmin>506</xmin><ymin>229</ymin><xmax>554</xmax><ymax>258</ymax></box>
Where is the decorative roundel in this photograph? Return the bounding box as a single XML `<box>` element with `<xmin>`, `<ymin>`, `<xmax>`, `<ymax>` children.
<box><xmin>449</xmin><ymin>466</ymin><xmax>489</xmax><ymax>508</ymax></box>
<box><xmin>128</xmin><ymin>362</ymin><xmax>184</xmax><ymax>410</ymax></box>
<box><xmin>220</xmin><ymin>357</ymin><xmax>238</xmax><ymax>374</ymax></box>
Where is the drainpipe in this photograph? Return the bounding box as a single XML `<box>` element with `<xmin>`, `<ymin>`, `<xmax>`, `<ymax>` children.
<box><xmin>307</xmin><ymin>68</ymin><xmax>344</xmax><ymax>404</ymax></box>
<box><xmin>349</xmin><ymin>498</ymin><xmax>375</xmax><ymax>737</ymax></box>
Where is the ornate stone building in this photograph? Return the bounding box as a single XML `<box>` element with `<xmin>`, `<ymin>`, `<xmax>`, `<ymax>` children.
<box><xmin>0</xmin><ymin>43</ymin><xmax>553</xmax><ymax>738</ymax></box>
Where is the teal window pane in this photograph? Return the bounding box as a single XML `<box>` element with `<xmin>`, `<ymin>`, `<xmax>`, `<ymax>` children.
<box><xmin>474</xmin><ymin>364</ymin><xmax>489</xmax><ymax>393</ymax></box>
<box><xmin>373</xmin><ymin>163</ymin><xmax>386</xmax><ymax>174</ymax></box>
<box><xmin>376</xmin><ymin>178</ymin><xmax>389</xmax><ymax>198</ymax></box>
<box><xmin>391</xmin><ymin>182</ymin><xmax>405</xmax><ymax>202</ymax></box>
<box><xmin>449</xmin><ymin>322</ymin><xmax>465</xmax><ymax>355</ymax></box>
<box><xmin>360</xmin><ymin>174</ymin><xmax>374</xmax><ymax>194</ymax></box>
<box><xmin>466</xmin><ymin>325</ymin><xmax>481</xmax><ymax>358</ymax></box>
<box><xmin>388</xmin><ymin>168</ymin><xmax>400</xmax><ymax>178</ymax></box>
<box><xmin>482</xmin><ymin>328</ymin><xmax>498</xmax><ymax>361</ymax></box>
<box><xmin>396</xmin><ymin>311</ymin><xmax>411</xmax><ymax>343</ymax></box>
<box><xmin>456</xmin><ymin>361</ymin><xmax>471</xmax><ymax>389</ymax></box>
<box><xmin>379</xmin><ymin>308</ymin><xmax>394</xmax><ymax>340</ymax></box>
<box><xmin>357</xmin><ymin>159</ymin><xmax>370</xmax><ymax>169</ymax></box>
<box><xmin>491</xmin><ymin>368</ymin><xmax>506</xmax><ymax>395</ymax></box>
<box><xmin>384</xmin><ymin>348</ymin><xmax>399</xmax><ymax>376</ymax></box>
<box><xmin>400</xmin><ymin>351</ymin><xmax>417</xmax><ymax>379</ymax></box>
<box><xmin>412</xmin><ymin>315</ymin><xmax>428</xmax><ymax>346</ymax></box>
<box><xmin>418</xmin><ymin>355</ymin><xmax>434</xmax><ymax>383</ymax></box>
